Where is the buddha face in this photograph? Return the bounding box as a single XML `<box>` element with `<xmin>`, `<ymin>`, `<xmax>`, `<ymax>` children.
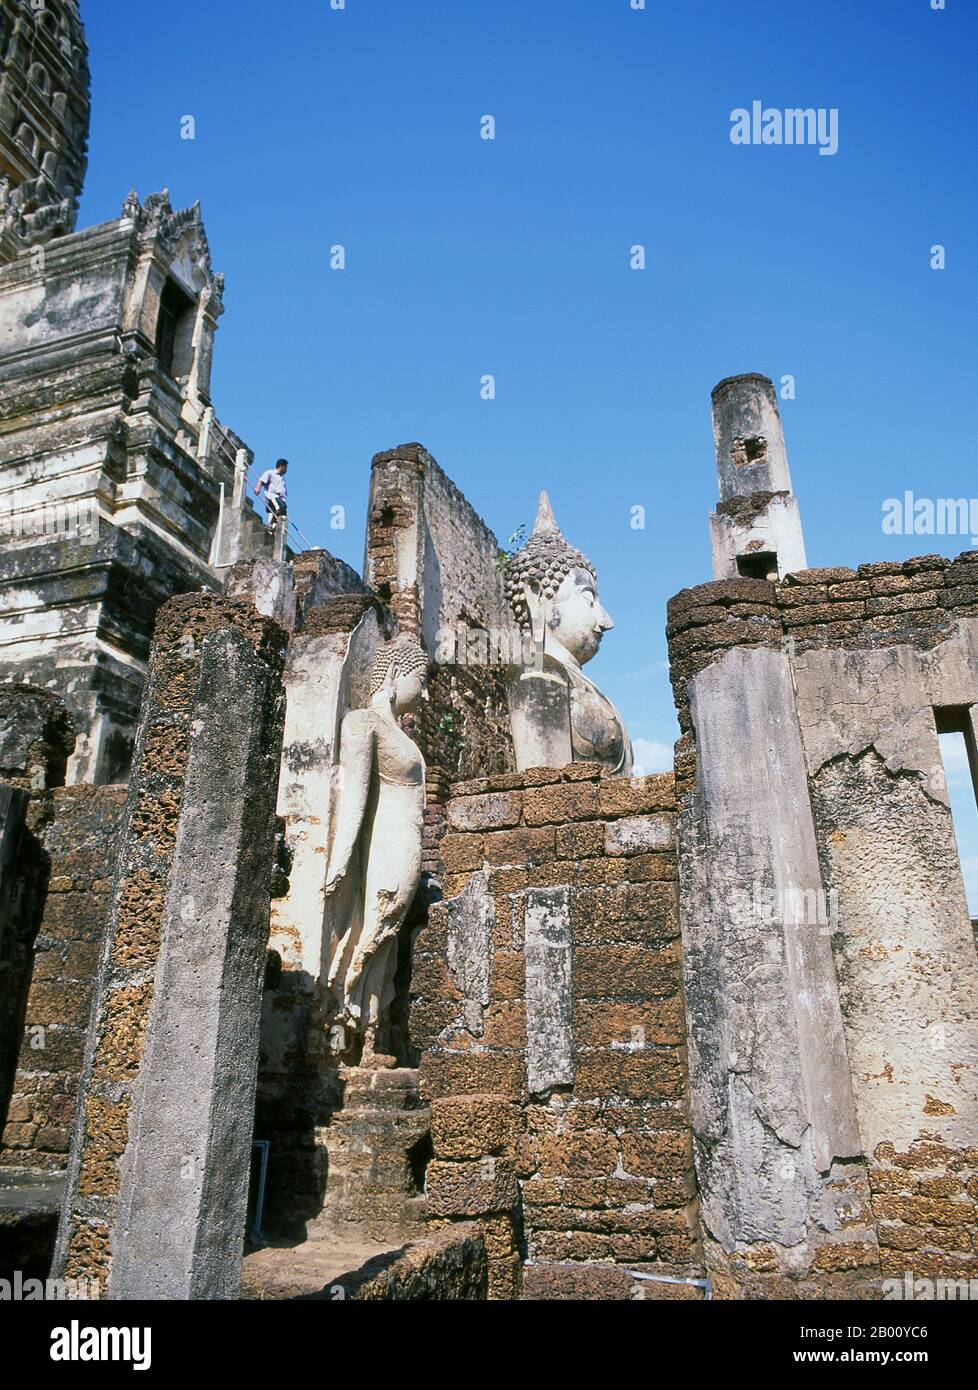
<box><xmin>539</xmin><ymin>566</ymin><xmax>614</xmax><ymax>667</ymax></box>
<box><xmin>392</xmin><ymin>671</ymin><xmax>427</xmax><ymax>716</ymax></box>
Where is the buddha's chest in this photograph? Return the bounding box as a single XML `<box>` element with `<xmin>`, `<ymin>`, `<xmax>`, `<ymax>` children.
<box><xmin>569</xmin><ymin>676</ymin><xmax>625</xmax><ymax>769</ymax></box>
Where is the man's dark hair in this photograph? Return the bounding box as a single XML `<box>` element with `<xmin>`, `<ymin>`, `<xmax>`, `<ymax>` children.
<box><xmin>275</xmin><ymin>458</ymin><xmax>289</xmax><ymax>470</ymax></box>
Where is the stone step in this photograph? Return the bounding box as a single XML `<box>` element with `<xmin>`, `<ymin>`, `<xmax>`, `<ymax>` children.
<box><xmin>339</xmin><ymin>1065</ymin><xmax>419</xmax><ymax>1089</ymax></box>
<box><xmin>241</xmin><ymin>1226</ymin><xmax>485</xmax><ymax>1300</ymax></box>
<box><xmin>338</xmin><ymin>1067</ymin><xmax>421</xmax><ymax>1109</ymax></box>
<box><xmin>321</xmin><ymin>1115</ymin><xmax>430</xmax><ymax>1149</ymax></box>
<box><xmin>309</xmin><ymin>1066</ymin><xmax>432</xmax><ymax>1246</ymax></box>
<box><xmin>338</xmin><ymin>1085</ymin><xmax>424</xmax><ymax>1113</ymax></box>
<box><xmin>320</xmin><ymin>1167</ymin><xmax>424</xmax><ymax>1198</ymax></box>
<box><xmin>310</xmin><ymin>1197</ymin><xmax>427</xmax><ymax>1239</ymax></box>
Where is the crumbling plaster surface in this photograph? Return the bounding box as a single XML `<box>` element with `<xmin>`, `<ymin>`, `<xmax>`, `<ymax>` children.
<box><xmin>792</xmin><ymin>618</ymin><xmax>978</xmax><ymax>1158</ymax></box>
<box><xmin>442</xmin><ymin>870</ymin><xmax>493</xmax><ymax>1039</ymax></box>
<box><xmin>681</xmin><ymin>646</ymin><xmax>865</xmax><ymax>1259</ymax></box>
<box><xmin>710</xmin><ymin>492</ymin><xmax>807</xmax><ymax>582</ymax></box>
<box><xmin>791</xmin><ymin>617</ymin><xmax>978</xmax><ymax>803</ymax></box>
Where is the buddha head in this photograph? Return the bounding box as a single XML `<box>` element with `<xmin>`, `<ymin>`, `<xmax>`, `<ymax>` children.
<box><xmin>370</xmin><ymin>636</ymin><xmax>429</xmax><ymax>716</ymax></box>
<box><xmin>505</xmin><ymin>493</ymin><xmax>614</xmax><ymax>669</ymax></box>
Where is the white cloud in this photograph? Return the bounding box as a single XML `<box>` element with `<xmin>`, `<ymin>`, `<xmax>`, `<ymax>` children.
<box><xmin>631</xmin><ymin>738</ymin><xmax>673</xmax><ymax>774</ymax></box>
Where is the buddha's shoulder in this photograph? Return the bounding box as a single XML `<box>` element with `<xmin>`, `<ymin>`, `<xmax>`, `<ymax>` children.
<box><xmin>341</xmin><ymin>707</ymin><xmax>381</xmax><ymax>735</ymax></box>
<box><xmin>515</xmin><ymin>654</ymin><xmax>573</xmax><ymax>685</ymax></box>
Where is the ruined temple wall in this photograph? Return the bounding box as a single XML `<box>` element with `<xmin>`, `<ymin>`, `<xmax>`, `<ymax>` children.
<box><xmin>0</xmin><ymin>784</ymin><xmax>125</xmax><ymax>1171</ymax></box>
<box><xmin>0</xmin><ymin>684</ymin><xmax>114</xmax><ymax>1173</ymax></box>
<box><xmin>363</xmin><ymin>445</ymin><xmax>515</xmax><ymax>831</ymax></box>
<box><xmin>364</xmin><ymin>443</ymin><xmax>510</xmax><ymax>647</ymax></box>
<box><xmin>411</xmin><ymin>764</ymin><xmax>702</xmax><ymax>1300</ymax></box>
<box><xmin>667</xmin><ymin>550</ymin><xmax>978</xmax><ymax>1295</ymax></box>
<box><xmin>0</xmin><ymin>221</ymin><xmax>129</xmax><ymax>368</ymax></box>
<box><xmin>0</xmin><ymin>194</ymin><xmax>264</xmax><ymax>785</ymax></box>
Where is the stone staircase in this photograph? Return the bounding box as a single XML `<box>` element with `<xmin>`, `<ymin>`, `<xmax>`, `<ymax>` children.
<box><xmin>241</xmin><ymin>1064</ymin><xmax>449</xmax><ymax>1299</ymax></box>
<box><xmin>309</xmin><ymin>1065</ymin><xmax>431</xmax><ymax>1243</ymax></box>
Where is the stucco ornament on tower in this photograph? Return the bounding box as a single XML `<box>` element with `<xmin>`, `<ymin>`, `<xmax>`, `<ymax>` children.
<box><xmin>505</xmin><ymin>492</ymin><xmax>632</xmax><ymax>776</ymax></box>
<box><xmin>323</xmin><ymin>636</ymin><xmax>429</xmax><ymax>1063</ymax></box>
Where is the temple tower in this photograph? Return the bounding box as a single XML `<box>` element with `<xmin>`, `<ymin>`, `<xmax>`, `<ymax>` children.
<box><xmin>0</xmin><ymin>3</ymin><xmax>267</xmax><ymax>784</ymax></box>
<box><xmin>0</xmin><ymin>0</ymin><xmax>90</xmax><ymax>264</ymax></box>
<box><xmin>709</xmin><ymin>373</ymin><xmax>807</xmax><ymax>581</ymax></box>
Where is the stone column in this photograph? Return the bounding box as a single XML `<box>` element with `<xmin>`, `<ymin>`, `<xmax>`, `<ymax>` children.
<box><xmin>681</xmin><ymin>645</ymin><xmax>871</xmax><ymax>1293</ymax></box>
<box><xmin>52</xmin><ymin>594</ymin><xmax>287</xmax><ymax>1299</ymax></box>
<box><xmin>711</xmin><ymin>374</ymin><xmax>793</xmax><ymax>501</ymax></box>
<box><xmin>793</xmin><ymin>632</ymin><xmax>978</xmax><ymax>1284</ymax></box>
<box><xmin>709</xmin><ymin>373</ymin><xmax>807</xmax><ymax>580</ymax></box>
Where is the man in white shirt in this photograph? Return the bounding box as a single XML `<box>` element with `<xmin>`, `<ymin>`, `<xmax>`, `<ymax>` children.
<box><xmin>255</xmin><ymin>458</ymin><xmax>288</xmax><ymax>531</ymax></box>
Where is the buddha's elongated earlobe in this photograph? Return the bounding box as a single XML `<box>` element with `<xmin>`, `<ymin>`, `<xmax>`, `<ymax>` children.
<box><xmin>522</xmin><ymin>579</ymin><xmax>547</xmax><ymax>648</ymax></box>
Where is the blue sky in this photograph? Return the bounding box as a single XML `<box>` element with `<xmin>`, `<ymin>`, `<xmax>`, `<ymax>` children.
<box><xmin>79</xmin><ymin>0</ymin><xmax>978</xmax><ymax>898</ymax></box>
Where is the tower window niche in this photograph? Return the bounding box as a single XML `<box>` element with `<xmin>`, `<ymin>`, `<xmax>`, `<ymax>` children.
<box><xmin>155</xmin><ymin>278</ymin><xmax>196</xmax><ymax>380</ymax></box>
<box><xmin>736</xmin><ymin>550</ymin><xmax>778</xmax><ymax>581</ymax></box>
<box><xmin>934</xmin><ymin>705</ymin><xmax>978</xmax><ymax>916</ymax></box>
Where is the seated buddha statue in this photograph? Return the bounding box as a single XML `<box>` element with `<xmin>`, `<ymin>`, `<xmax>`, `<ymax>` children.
<box><xmin>504</xmin><ymin>493</ymin><xmax>632</xmax><ymax>777</ymax></box>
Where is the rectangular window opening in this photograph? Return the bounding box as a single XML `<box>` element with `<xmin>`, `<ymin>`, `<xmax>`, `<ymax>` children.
<box><xmin>155</xmin><ymin>279</ymin><xmax>196</xmax><ymax>378</ymax></box>
<box><xmin>934</xmin><ymin>704</ymin><xmax>978</xmax><ymax>919</ymax></box>
<box><xmin>736</xmin><ymin>551</ymin><xmax>778</xmax><ymax>581</ymax></box>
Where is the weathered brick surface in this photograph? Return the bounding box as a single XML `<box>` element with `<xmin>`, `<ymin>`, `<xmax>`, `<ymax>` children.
<box><xmin>426</xmin><ymin>1157</ymin><xmax>520</xmax><ymax>1217</ymax></box>
<box><xmin>54</xmin><ymin>595</ymin><xmax>287</xmax><ymax>1289</ymax></box>
<box><xmin>412</xmin><ymin>764</ymin><xmax>700</xmax><ymax>1295</ymax></box>
<box><xmin>870</xmin><ymin>1139</ymin><xmax>978</xmax><ymax>1283</ymax></box>
<box><xmin>0</xmin><ymin>686</ymin><xmax>75</xmax><ymax>792</ymax></box>
<box><xmin>430</xmin><ymin>1094</ymin><xmax>523</xmax><ymax>1160</ymax></box>
<box><xmin>1</xmin><ymin>784</ymin><xmax>125</xmax><ymax>1171</ymax></box>
<box><xmin>667</xmin><ymin>551</ymin><xmax>978</xmax><ymax>793</ymax></box>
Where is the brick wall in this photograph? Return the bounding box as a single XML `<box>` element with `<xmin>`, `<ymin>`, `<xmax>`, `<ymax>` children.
<box><xmin>1</xmin><ymin>785</ymin><xmax>125</xmax><ymax>1170</ymax></box>
<box><xmin>364</xmin><ymin>445</ymin><xmax>516</xmax><ymax>879</ymax></box>
<box><xmin>668</xmin><ymin>551</ymin><xmax>978</xmax><ymax>798</ymax></box>
<box><xmin>410</xmin><ymin>763</ymin><xmax>702</xmax><ymax>1300</ymax></box>
<box><xmin>417</xmin><ymin>663</ymin><xmax>514</xmax><ymax>877</ymax></box>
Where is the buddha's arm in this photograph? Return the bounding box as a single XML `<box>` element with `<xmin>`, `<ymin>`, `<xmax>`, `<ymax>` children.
<box><xmin>507</xmin><ymin>665</ymin><xmax>573</xmax><ymax>772</ymax></box>
<box><xmin>324</xmin><ymin>712</ymin><xmax>375</xmax><ymax>893</ymax></box>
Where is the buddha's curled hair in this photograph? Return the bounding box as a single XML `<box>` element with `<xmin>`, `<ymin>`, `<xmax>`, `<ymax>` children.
<box><xmin>504</xmin><ymin>494</ymin><xmax>597</xmax><ymax>637</ymax></box>
<box><xmin>369</xmin><ymin>635</ymin><xmax>429</xmax><ymax>695</ymax></box>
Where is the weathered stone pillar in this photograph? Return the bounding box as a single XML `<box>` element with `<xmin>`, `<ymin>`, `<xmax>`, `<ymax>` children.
<box><xmin>53</xmin><ymin>595</ymin><xmax>287</xmax><ymax>1299</ymax></box>
<box><xmin>680</xmin><ymin>645</ymin><xmax>870</xmax><ymax>1292</ymax></box>
<box><xmin>709</xmin><ymin>374</ymin><xmax>807</xmax><ymax>581</ymax></box>
<box><xmin>414</xmin><ymin>765</ymin><xmax>701</xmax><ymax>1300</ymax></box>
<box><xmin>793</xmin><ymin>627</ymin><xmax>978</xmax><ymax>1283</ymax></box>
